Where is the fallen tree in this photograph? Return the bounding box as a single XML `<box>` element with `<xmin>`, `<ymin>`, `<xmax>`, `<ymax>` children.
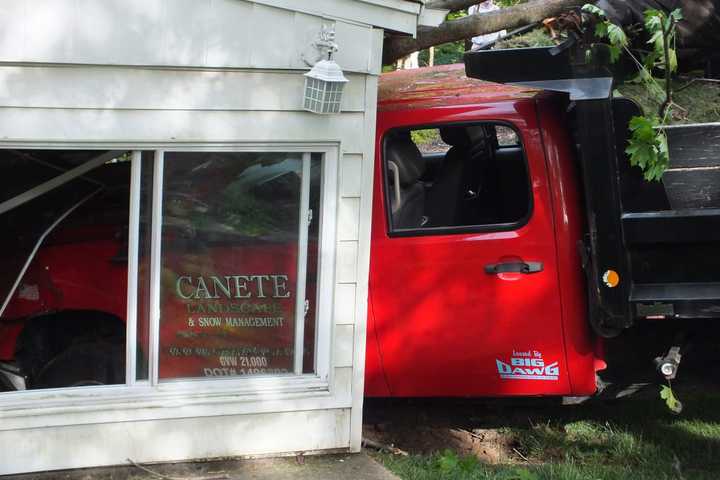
<box><xmin>382</xmin><ymin>0</ymin><xmax>585</xmax><ymax>64</ymax></box>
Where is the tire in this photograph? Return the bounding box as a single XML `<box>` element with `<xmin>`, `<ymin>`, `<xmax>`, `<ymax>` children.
<box><xmin>34</xmin><ymin>341</ymin><xmax>125</xmax><ymax>389</ymax></box>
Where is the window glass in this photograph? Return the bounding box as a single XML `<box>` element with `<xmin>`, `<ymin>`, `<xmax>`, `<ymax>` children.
<box><xmin>410</xmin><ymin>129</ymin><xmax>450</xmax><ymax>155</ymax></box>
<box><xmin>302</xmin><ymin>154</ymin><xmax>322</xmax><ymax>374</ymax></box>
<box><xmin>159</xmin><ymin>152</ymin><xmax>320</xmax><ymax>380</ymax></box>
<box><xmin>496</xmin><ymin>125</ymin><xmax>520</xmax><ymax>147</ymax></box>
<box><xmin>136</xmin><ymin>152</ymin><xmax>155</xmax><ymax>381</ymax></box>
<box><xmin>0</xmin><ymin>150</ymin><xmax>132</xmax><ymax>392</ymax></box>
<box><xmin>385</xmin><ymin>123</ymin><xmax>531</xmax><ymax>233</ymax></box>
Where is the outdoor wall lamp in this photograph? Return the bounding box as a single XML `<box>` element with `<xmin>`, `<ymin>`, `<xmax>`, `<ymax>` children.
<box><xmin>302</xmin><ymin>26</ymin><xmax>348</xmax><ymax>115</ymax></box>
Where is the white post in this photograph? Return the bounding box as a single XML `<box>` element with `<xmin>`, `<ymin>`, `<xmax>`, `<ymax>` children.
<box><xmin>293</xmin><ymin>153</ymin><xmax>312</xmax><ymax>375</ymax></box>
<box><xmin>125</xmin><ymin>151</ymin><xmax>142</xmax><ymax>386</ymax></box>
<box><xmin>149</xmin><ymin>151</ymin><xmax>165</xmax><ymax>385</ymax></box>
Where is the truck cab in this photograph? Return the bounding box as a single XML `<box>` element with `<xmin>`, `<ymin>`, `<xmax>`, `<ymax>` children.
<box><xmin>365</xmin><ymin>64</ymin><xmax>603</xmax><ymax>397</ymax></box>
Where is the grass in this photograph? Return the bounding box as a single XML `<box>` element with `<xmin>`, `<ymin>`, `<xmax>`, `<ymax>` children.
<box><xmin>374</xmin><ymin>388</ymin><xmax>720</xmax><ymax>479</ymax></box>
<box><xmin>616</xmin><ymin>80</ymin><xmax>720</xmax><ymax>125</ymax></box>
<box><xmin>494</xmin><ymin>28</ymin><xmax>557</xmax><ymax>50</ymax></box>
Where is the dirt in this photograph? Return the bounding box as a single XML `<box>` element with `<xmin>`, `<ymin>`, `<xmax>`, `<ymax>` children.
<box><xmin>364</xmin><ymin>423</ymin><xmax>517</xmax><ymax>464</ymax></box>
<box><xmin>361</xmin><ymin>399</ymin><xmax>553</xmax><ymax>464</ymax></box>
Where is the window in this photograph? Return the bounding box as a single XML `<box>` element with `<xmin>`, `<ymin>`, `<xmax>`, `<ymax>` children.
<box><xmin>384</xmin><ymin>123</ymin><xmax>531</xmax><ymax>235</ymax></box>
<box><xmin>157</xmin><ymin>152</ymin><xmax>321</xmax><ymax>380</ymax></box>
<box><xmin>0</xmin><ymin>146</ymin><xmax>334</xmax><ymax>396</ymax></box>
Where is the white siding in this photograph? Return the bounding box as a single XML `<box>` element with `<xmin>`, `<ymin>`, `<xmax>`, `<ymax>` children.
<box><xmin>0</xmin><ymin>0</ymin><xmax>385</xmax><ymax>74</ymax></box>
<box><xmin>0</xmin><ymin>66</ymin><xmax>368</xmax><ymax>112</ymax></box>
<box><xmin>0</xmin><ymin>409</ymin><xmax>351</xmax><ymax>475</ymax></box>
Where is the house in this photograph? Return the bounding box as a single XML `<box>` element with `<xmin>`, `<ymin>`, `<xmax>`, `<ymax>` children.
<box><xmin>0</xmin><ymin>0</ymin><xmax>444</xmax><ymax>474</ymax></box>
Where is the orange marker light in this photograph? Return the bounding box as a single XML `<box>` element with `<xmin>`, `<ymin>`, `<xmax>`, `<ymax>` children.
<box><xmin>602</xmin><ymin>270</ymin><xmax>620</xmax><ymax>288</ymax></box>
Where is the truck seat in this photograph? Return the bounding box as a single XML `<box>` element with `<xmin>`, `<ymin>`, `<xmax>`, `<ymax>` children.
<box><xmin>385</xmin><ymin>133</ymin><xmax>426</xmax><ymax>229</ymax></box>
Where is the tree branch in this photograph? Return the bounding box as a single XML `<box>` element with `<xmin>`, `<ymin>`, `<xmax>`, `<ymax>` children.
<box><xmin>384</xmin><ymin>0</ymin><xmax>586</xmax><ymax>64</ymax></box>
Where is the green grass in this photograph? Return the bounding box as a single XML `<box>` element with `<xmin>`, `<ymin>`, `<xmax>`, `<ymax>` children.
<box><xmin>494</xmin><ymin>28</ymin><xmax>557</xmax><ymax>50</ymax></box>
<box><xmin>374</xmin><ymin>389</ymin><xmax>720</xmax><ymax>480</ymax></box>
<box><xmin>616</xmin><ymin>80</ymin><xmax>720</xmax><ymax>125</ymax></box>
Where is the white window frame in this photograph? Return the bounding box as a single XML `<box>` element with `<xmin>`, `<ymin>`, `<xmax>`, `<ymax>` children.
<box><xmin>0</xmin><ymin>142</ymin><xmax>339</xmax><ymax>426</ymax></box>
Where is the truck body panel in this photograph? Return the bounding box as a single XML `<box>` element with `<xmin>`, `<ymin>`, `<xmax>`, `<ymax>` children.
<box><xmin>365</xmin><ymin>65</ymin><xmax>601</xmax><ymax>397</ymax></box>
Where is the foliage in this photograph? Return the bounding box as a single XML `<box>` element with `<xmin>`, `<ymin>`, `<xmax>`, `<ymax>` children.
<box><xmin>494</xmin><ymin>28</ymin><xmax>556</xmax><ymax>49</ymax></box>
<box><xmin>617</xmin><ymin>80</ymin><xmax>720</xmax><ymax>125</ymax></box>
<box><xmin>661</xmin><ymin>384</ymin><xmax>683</xmax><ymax>414</ymax></box>
<box><xmin>494</xmin><ymin>0</ymin><xmax>528</xmax><ymax>7</ymax></box>
<box><xmin>410</xmin><ymin>129</ymin><xmax>440</xmax><ymax>147</ymax></box>
<box><xmin>583</xmin><ymin>4</ymin><xmax>683</xmax><ymax>181</ymax></box>
<box><xmin>419</xmin><ymin>41</ymin><xmax>466</xmax><ymax>66</ymax></box>
<box><xmin>581</xmin><ymin>4</ymin><xmax>628</xmax><ymax>63</ymax></box>
<box><xmin>625</xmin><ymin>115</ymin><xmax>669</xmax><ymax>182</ymax></box>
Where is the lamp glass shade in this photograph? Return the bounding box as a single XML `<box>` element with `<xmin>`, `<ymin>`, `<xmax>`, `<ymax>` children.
<box><xmin>303</xmin><ymin>59</ymin><xmax>348</xmax><ymax>114</ymax></box>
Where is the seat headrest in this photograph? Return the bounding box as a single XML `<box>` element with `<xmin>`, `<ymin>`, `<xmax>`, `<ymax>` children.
<box><xmin>385</xmin><ymin>133</ymin><xmax>424</xmax><ymax>186</ymax></box>
<box><xmin>440</xmin><ymin>127</ymin><xmax>472</xmax><ymax>148</ymax></box>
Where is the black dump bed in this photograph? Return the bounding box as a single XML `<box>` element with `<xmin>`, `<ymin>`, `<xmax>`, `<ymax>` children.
<box><xmin>465</xmin><ymin>40</ymin><xmax>720</xmax><ymax>337</ymax></box>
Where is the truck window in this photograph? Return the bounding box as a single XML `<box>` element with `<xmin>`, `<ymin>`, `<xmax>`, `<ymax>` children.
<box><xmin>384</xmin><ymin>123</ymin><xmax>531</xmax><ymax>234</ymax></box>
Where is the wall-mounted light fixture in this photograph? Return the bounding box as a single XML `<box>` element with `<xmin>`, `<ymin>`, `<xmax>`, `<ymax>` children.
<box><xmin>302</xmin><ymin>26</ymin><xmax>348</xmax><ymax>115</ymax></box>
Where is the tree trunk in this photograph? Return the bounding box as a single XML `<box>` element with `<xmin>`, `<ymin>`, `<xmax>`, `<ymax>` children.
<box><xmin>382</xmin><ymin>0</ymin><xmax>585</xmax><ymax>64</ymax></box>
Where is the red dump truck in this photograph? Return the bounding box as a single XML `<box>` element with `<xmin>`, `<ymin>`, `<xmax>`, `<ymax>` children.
<box><xmin>2</xmin><ymin>44</ymin><xmax>718</xmax><ymax>397</ymax></box>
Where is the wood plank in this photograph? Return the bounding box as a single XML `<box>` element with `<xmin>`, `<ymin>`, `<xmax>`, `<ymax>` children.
<box><xmin>338</xmin><ymin>197</ymin><xmax>361</xmax><ymax>241</ymax></box>
<box><xmin>666</xmin><ymin>123</ymin><xmax>720</xmax><ymax>168</ymax></box>
<box><xmin>334</xmin><ymin>284</ymin><xmax>357</xmax><ymax>325</ymax></box>
<box><xmin>341</xmin><ymin>154</ymin><xmax>364</xmax><ymax>196</ymax></box>
<box><xmin>336</xmin><ymin>241</ymin><xmax>359</xmax><ymax>284</ymax></box>
<box><xmin>663</xmin><ymin>167</ymin><xmax>720</xmax><ymax>209</ymax></box>
<box><xmin>333</xmin><ymin>367</ymin><xmax>353</xmax><ymax>404</ymax></box>
<box><xmin>0</xmin><ymin>66</ymin><xmax>366</xmax><ymax>112</ymax></box>
<box><xmin>334</xmin><ymin>325</ymin><xmax>355</xmax><ymax>368</ymax></box>
<box><xmin>0</xmin><ymin>408</ymin><xmax>351</xmax><ymax>475</ymax></box>
<box><xmin>0</xmin><ymin>108</ymin><xmax>366</xmax><ymax>153</ymax></box>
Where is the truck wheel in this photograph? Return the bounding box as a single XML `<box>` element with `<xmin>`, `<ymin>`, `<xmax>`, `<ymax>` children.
<box><xmin>34</xmin><ymin>342</ymin><xmax>125</xmax><ymax>389</ymax></box>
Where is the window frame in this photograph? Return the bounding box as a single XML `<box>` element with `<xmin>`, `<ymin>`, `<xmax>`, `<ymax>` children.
<box><xmin>382</xmin><ymin>121</ymin><xmax>534</xmax><ymax>238</ymax></box>
<box><xmin>0</xmin><ymin>141</ymin><xmax>339</xmax><ymax>419</ymax></box>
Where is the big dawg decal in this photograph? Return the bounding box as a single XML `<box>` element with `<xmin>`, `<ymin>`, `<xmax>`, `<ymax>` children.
<box><xmin>496</xmin><ymin>350</ymin><xmax>559</xmax><ymax>381</ymax></box>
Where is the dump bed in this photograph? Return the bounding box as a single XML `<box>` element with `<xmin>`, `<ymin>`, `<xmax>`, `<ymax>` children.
<box><xmin>465</xmin><ymin>40</ymin><xmax>720</xmax><ymax>336</ymax></box>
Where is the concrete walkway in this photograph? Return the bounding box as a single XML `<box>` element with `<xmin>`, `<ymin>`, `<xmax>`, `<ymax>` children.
<box><xmin>5</xmin><ymin>453</ymin><xmax>399</xmax><ymax>480</ymax></box>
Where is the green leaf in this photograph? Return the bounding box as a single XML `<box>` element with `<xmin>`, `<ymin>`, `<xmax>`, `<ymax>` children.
<box><xmin>582</xmin><ymin>4</ymin><xmax>606</xmax><ymax>18</ymax></box>
<box><xmin>627</xmin><ymin>116</ymin><xmax>669</xmax><ymax>181</ymax></box>
<box><xmin>607</xmin><ymin>23</ymin><xmax>628</xmax><ymax>48</ymax></box>
<box><xmin>629</xmin><ymin>115</ymin><xmax>656</xmax><ymax>139</ymax></box>
<box><xmin>644</xmin><ymin>10</ymin><xmax>664</xmax><ymax>33</ymax></box>
<box><xmin>595</xmin><ymin>21</ymin><xmax>609</xmax><ymax>38</ymax></box>
<box><xmin>608</xmin><ymin>45</ymin><xmax>621</xmax><ymax>63</ymax></box>
<box><xmin>647</xmin><ymin>30</ymin><xmax>663</xmax><ymax>47</ymax></box>
<box><xmin>670</xmin><ymin>8</ymin><xmax>684</xmax><ymax>22</ymax></box>
<box><xmin>668</xmin><ymin>48</ymin><xmax>678</xmax><ymax>73</ymax></box>
<box><xmin>660</xmin><ymin>385</ymin><xmax>683</xmax><ymax>414</ymax></box>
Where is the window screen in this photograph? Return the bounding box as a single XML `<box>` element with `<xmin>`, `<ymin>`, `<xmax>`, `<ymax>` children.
<box><xmin>384</xmin><ymin>123</ymin><xmax>531</xmax><ymax>234</ymax></box>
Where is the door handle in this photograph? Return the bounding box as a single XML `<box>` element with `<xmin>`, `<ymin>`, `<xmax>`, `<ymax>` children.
<box><xmin>484</xmin><ymin>261</ymin><xmax>543</xmax><ymax>275</ymax></box>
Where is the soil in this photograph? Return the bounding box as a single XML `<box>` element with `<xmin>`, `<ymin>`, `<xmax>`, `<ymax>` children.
<box><xmin>364</xmin><ymin>424</ymin><xmax>517</xmax><ymax>464</ymax></box>
<box><xmin>362</xmin><ymin>398</ymin><xmax>555</xmax><ymax>464</ymax></box>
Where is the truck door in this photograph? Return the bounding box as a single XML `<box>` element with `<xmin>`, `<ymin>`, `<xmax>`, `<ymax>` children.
<box><xmin>368</xmin><ymin>116</ymin><xmax>572</xmax><ymax>397</ymax></box>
